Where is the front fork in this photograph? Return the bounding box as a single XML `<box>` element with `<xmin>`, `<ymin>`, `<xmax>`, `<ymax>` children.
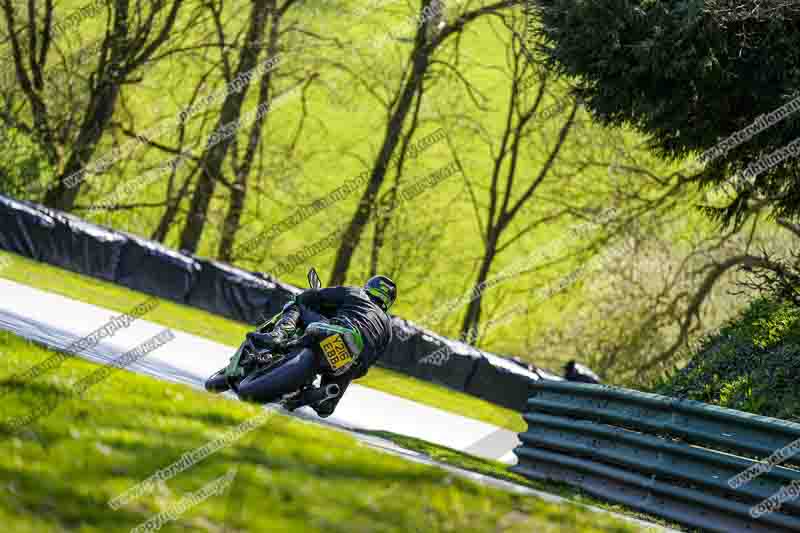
<box><xmin>224</xmin><ymin>310</ymin><xmax>282</xmax><ymax>391</ymax></box>
<box><xmin>224</xmin><ymin>341</ymin><xmax>250</xmax><ymax>394</ymax></box>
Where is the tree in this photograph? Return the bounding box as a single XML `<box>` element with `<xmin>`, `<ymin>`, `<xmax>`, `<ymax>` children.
<box><xmin>526</xmin><ymin>213</ymin><xmax>762</xmax><ymax>385</ymax></box>
<box><xmin>177</xmin><ymin>0</ymin><xmax>274</xmax><ymax>253</ymax></box>
<box><xmin>176</xmin><ymin>0</ymin><xmax>320</xmax><ymax>255</ymax></box>
<box><xmin>0</xmin><ymin>0</ymin><xmax>186</xmax><ymax>211</ymax></box>
<box><xmin>531</xmin><ymin>0</ymin><xmax>800</xmax><ymax>224</ymax></box>
<box><xmin>328</xmin><ymin>0</ymin><xmax>519</xmax><ymax>285</ymax></box>
<box><xmin>453</xmin><ymin>40</ymin><xmax>579</xmax><ymax>341</ymax></box>
<box><xmin>216</xmin><ymin>0</ymin><xmax>313</xmax><ymax>261</ymax></box>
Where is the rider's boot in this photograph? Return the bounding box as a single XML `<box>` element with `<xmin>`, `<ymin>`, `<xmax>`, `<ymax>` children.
<box><xmin>311</xmin><ymin>364</ymin><xmax>363</xmax><ymax>417</ymax></box>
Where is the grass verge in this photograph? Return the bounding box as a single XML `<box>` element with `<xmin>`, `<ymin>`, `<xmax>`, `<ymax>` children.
<box><xmin>0</xmin><ymin>330</ymin><xmax>639</xmax><ymax>533</ymax></box>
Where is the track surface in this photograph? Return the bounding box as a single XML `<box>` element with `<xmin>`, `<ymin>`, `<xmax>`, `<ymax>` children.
<box><xmin>0</xmin><ymin>277</ymin><xmax>678</xmax><ymax>532</ymax></box>
<box><xmin>0</xmin><ymin>278</ymin><xmax>519</xmax><ymax>461</ymax></box>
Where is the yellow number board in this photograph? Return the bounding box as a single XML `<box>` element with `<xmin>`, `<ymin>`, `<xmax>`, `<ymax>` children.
<box><xmin>320</xmin><ymin>334</ymin><xmax>354</xmax><ymax>371</ymax></box>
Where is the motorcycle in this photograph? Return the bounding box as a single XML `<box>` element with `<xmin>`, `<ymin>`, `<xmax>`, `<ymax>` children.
<box><xmin>204</xmin><ymin>267</ymin><xmax>343</xmax><ymax>411</ymax></box>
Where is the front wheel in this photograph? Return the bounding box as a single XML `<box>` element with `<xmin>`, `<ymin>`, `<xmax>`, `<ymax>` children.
<box><xmin>205</xmin><ymin>369</ymin><xmax>231</xmax><ymax>393</ymax></box>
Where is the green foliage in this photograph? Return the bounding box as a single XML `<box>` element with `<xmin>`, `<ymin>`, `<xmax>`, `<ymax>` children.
<box><xmin>656</xmin><ymin>297</ymin><xmax>800</xmax><ymax>420</ymax></box>
<box><xmin>533</xmin><ymin>0</ymin><xmax>800</xmax><ymax>222</ymax></box>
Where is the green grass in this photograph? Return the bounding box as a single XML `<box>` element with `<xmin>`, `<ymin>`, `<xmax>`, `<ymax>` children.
<box><xmin>655</xmin><ymin>297</ymin><xmax>800</xmax><ymax>422</ymax></box>
<box><xmin>0</xmin><ymin>249</ymin><xmax>526</xmax><ymax>433</ymax></box>
<box><xmin>0</xmin><ymin>330</ymin><xmax>641</xmax><ymax>533</ymax></box>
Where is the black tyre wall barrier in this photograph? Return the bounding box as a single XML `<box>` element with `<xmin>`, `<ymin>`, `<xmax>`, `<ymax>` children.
<box><xmin>186</xmin><ymin>259</ymin><xmax>299</xmax><ymax>324</ymax></box>
<box><xmin>115</xmin><ymin>231</ymin><xmax>200</xmax><ymax>304</ymax></box>
<box><xmin>0</xmin><ymin>197</ymin><xmax>126</xmax><ymax>281</ymax></box>
<box><xmin>381</xmin><ymin>319</ymin><xmax>482</xmax><ymax>391</ymax></box>
<box><xmin>464</xmin><ymin>354</ymin><xmax>544</xmax><ymax>411</ymax></box>
<box><xmin>0</xmin><ymin>196</ymin><xmax>61</xmax><ymax>263</ymax></box>
<box><xmin>54</xmin><ymin>213</ymin><xmax>127</xmax><ymax>282</ymax></box>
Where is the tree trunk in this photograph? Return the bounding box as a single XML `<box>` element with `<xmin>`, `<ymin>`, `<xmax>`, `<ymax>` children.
<box><xmin>151</xmin><ymin>166</ymin><xmax>194</xmax><ymax>242</ymax></box>
<box><xmin>328</xmin><ymin>5</ymin><xmax>433</xmax><ymax>285</ymax></box>
<box><xmin>218</xmin><ymin>179</ymin><xmax>247</xmax><ymax>261</ymax></box>
<box><xmin>43</xmin><ymin>78</ymin><xmax>121</xmax><ymax>210</ymax></box>
<box><xmin>460</xmin><ymin>235</ymin><xmax>498</xmax><ymax>343</ymax></box>
<box><xmin>218</xmin><ymin>0</ymin><xmax>279</xmax><ymax>262</ymax></box>
<box><xmin>369</xmin><ymin>200</ymin><xmax>390</xmax><ymax>276</ymax></box>
<box><xmin>178</xmin><ymin>0</ymin><xmax>271</xmax><ymax>254</ymax></box>
<box><xmin>369</xmin><ymin>89</ymin><xmax>423</xmax><ymax>277</ymax></box>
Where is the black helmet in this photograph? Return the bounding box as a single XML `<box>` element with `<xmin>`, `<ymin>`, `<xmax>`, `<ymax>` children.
<box><xmin>365</xmin><ymin>275</ymin><xmax>397</xmax><ymax>311</ymax></box>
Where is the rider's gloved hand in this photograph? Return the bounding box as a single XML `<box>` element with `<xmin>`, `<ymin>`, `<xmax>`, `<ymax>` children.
<box><xmin>247</xmin><ymin>330</ymin><xmax>288</xmax><ymax>350</ymax></box>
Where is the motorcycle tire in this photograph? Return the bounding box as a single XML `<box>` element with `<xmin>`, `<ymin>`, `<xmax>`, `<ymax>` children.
<box><xmin>204</xmin><ymin>369</ymin><xmax>231</xmax><ymax>393</ymax></box>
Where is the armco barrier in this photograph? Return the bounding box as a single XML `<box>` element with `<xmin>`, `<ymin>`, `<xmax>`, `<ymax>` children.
<box><xmin>511</xmin><ymin>381</ymin><xmax>800</xmax><ymax>533</ymax></box>
<box><xmin>0</xmin><ymin>194</ymin><xmax>554</xmax><ymax>408</ymax></box>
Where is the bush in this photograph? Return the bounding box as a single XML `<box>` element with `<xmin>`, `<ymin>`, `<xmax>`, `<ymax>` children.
<box><xmin>656</xmin><ymin>297</ymin><xmax>800</xmax><ymax>421</ymax></box>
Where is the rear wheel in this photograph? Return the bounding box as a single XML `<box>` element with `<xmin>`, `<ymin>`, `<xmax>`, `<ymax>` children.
<box><xmin>237</xmin><ymin>348</ymin><xmax>318</xmax><ymax>404</ymax></box>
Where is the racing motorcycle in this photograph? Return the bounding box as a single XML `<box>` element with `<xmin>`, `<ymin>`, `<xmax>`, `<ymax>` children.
<box><xmin>204</xmin><ymin>268</ymin><xmax>344</xmax><ymax>411</ymax></box>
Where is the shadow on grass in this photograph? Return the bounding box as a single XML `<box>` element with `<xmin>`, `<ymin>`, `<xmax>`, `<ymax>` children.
<box><xmin>0</xmin><ymin>465</ymin><xmax>148</xmax><ymax>531</ymax></box>
<box><xmin>0</xmin><ymin>379</ymin><xmax>68</xmax><ymax>397</ymax></box>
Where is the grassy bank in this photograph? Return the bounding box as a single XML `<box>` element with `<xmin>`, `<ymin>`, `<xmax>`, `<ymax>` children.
<box><xmin>0</xmin><ymin>330</ymin><xmax>639</xmax><ymax>533</ymax></box>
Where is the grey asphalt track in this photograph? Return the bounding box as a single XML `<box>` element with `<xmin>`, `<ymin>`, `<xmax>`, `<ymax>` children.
<box><xmin>0</xmin><ymin>277</ymin><xmax>520</xmax><ymax>462</ymax></box>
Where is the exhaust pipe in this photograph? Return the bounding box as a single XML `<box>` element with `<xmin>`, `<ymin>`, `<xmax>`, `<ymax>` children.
<box><xmin>322</xmin><ymin>383</ymin><xmax>341</xmax><ymax>400</ymax></box>
<box><xmin>303</xmin><ymin>383</ymin><xmax>341</xmax><ymax>406</ymax></box>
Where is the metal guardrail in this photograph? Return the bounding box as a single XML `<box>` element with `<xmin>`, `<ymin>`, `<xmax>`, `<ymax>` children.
<box><xmin>510</xmin><ymin>381</ymin><xmax>800</xmax><ymax>533</ymax></box>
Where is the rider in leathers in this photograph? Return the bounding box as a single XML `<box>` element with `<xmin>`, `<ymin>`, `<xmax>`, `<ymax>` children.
<box><xmin>240</xmin><ymin>275</ymin><xmax>397</xmax><ymax>417</ymax></box>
